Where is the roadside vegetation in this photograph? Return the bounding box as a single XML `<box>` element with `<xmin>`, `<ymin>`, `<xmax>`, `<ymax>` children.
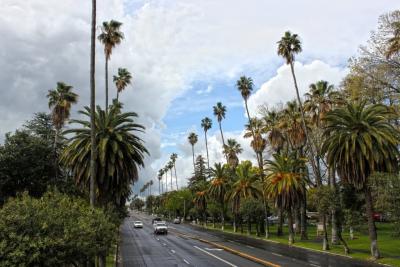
<box><xmin>138</xmin><ymin>10</ymin><xmax>400</xmax><ymax>266</ymax></box>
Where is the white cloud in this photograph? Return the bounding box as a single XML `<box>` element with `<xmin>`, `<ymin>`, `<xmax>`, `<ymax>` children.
<box><xmin>248</xmin><ymin>60</ymin><xmax>348</xmax><ymax>115</ymax></box>
<box><xmin>196</xmin><ymin>85</ymin><xmax>213</xmax><ymax>95</ymax></box>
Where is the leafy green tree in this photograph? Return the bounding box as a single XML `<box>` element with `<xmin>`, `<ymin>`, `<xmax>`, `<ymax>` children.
<box><xmin>0</xmin><ymin>191</ymin><xmax>115</xmax><ymax>266</ymax></box>
<box><xmin>130</xmin><ymin>198</ymin><xmax>145</xmax><ymax>211</ymax></box>
<box><xmin>113</xmin><ymin>67</ymin><xmax>132</xmax><ymax>101</ymax></box>
<box><xmin>0</xmin><ymin>131</ymin><xmax>54</xmax><ymax>204</ymax></box>
<box><xmin>201</xmin><ymin>117</ymin><xmax>212</xmax><ymax>169</ymax></box>
<box><xmin>24</xmin><ymin>112</ymin><xmax>55</xmax><ymax>141</ymax></box>
<box><xmin>188</xmin><ymin>155</ymin><xmax>208</xmax><ymax>191</ymax></box>
<box><xmin>61</xmin><ymin>105</ymin><xmax>148</xmax><ymax>207</ymax></box>
<box><xmin>322</xmin><ymin>102</ymin><xmax>400</xmax><ymax>259</ymax></box>
<box><xmin>239</xmin><ymin>198</ymin><xmax>264</xmax><ymax>236</ymax></box>
<box><xmin>98</xmin><ymin>20</ymin><xmax>124</xmax><ymax>111</ymax></box>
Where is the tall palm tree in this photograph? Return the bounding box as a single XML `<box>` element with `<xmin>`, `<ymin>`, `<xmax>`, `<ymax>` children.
<box><xmin>262</xmin><ymin>109</ymin><xmax>285</xmax><ymax>152</ymax></box>
<box><xmin>188</xmin><ymin>132</ymin><xmax>198</xmax><ymax>172</ymax></box>
<box><xmin>89</xmin><ymin>0</ymin><xmax>97</xmax><ymax>209</ymax></box>
<box><xmin>386</xmin><ymin>21</ymin><xmax>400</xmax><ymax>59</ymax></box>
<box><xmin>167</xmin><ymin>161</ymin><xmax>174</xmax><ymax>192</ymax></box>
<box><xmin>244</xmin><ymin>118</ymin><xmax>267</xmax><ymax>166</ymax></box>
<box><xmin>213</xmin><ymin>102</ymin><xmax>227</xmax><ymax>157</ymax></box>
<box><xmin>277</xmin><ymin>31</ymin><xmax>321</xmax><ymax>186</ymax></box>
<box><xmin>208</xmin><ymin>163</ymin><xmax>229</xmax><ymax>230</ymax></box>
<box><xmin>229</xmin><ymin>161</ymin><xmax>260</xmax><ymax>232</ymax></box>
<box><xmin>61</xmin><ymin>104</ymin><xmax>148</xmax><ymax>206</ymax></box>
<box><xmin>223</xmin><ymin>138</ymin><xmax>243</xmax><ymax>168</ymax></box>
<box><xmin>47</xmin><ymin>82</ymin><xmax>78</xmax><ymax>180</ymax></box>
<box><xmin>170</xmin><ymin>153</ymin><xmax>179</xmax><ymax>190</ymax></box>
<box><xmin>201</xmin><ymin>117</ymin><xmax>212</xmax><ymax>169</ymax></box>
<box><xmin>264</xmin><ymin>152</ymin><xmax>307</xmax><ymax>245</ymax></box>
<box><xmin>149</xmin><ymin>180</ymin><xmax>153</xmax><ymax>196</ymax></box>
<box><xmin>163</xmin><ymin>166</ymin><xmax>169</xmax><ymax>192</ymax></box>
<box><xmin>98</xmin><ymin>20</ymin><xmax>124</xmax><ymax>111</ymax></box>
<box><xmin>157</xmin><ymin>169</ymin><xmax>163</xmax><ymax>194</ymax></box>
<box><xmin>322</xmin><ymin>102</ymin><xmax>400</xmax><ymax>259</ymax></box>
<box><xmin>113</xmin><ymin>68</ymin><xmax>132</xmax><ymax>101</ymax></box>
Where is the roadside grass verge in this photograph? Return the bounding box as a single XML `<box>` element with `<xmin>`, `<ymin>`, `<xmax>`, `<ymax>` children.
<box><xmin>200</xmin><ymin>222</ymin><xmax>400</xmax><ymax>266</ymax></box>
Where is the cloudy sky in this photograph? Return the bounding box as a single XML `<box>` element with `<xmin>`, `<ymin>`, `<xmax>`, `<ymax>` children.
<box><xmin>1</xmin><ymin>0</ymin><xmax>398</xmax><ymax>194</ymax></box>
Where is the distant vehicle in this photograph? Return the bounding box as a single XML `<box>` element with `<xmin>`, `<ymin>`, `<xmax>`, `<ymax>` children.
<box><xmin>173</xmin><ymin>218</ymin><xmax>181</xmax><ymax>224</ymax></box>
<box><xmin>154</xmin><ymin>221</ymin><xmax>168</xmax><ymax>234</ymax></box>
<box><xmin>152</xmin><ymin>217</ymin><xmax>162</xmax><ymax>224</ymax></box>
<box><xmin>133</xmin><ymin>221</ymin><xmax>143</xmax><ymax>228</ymax></box>
<box><xmin>267</xmin><ymin>216</ymin><xmax>279</xmax><ymax>224</ymax></box>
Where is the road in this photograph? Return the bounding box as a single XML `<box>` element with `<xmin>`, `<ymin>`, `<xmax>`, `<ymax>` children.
<box><xmin>120</xmin><ymin>212</ymin><xmax>380</xmax><ymax>267</ymax></box>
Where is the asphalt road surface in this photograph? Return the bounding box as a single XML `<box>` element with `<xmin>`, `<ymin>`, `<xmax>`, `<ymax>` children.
<box><xmin>120</xmin><ymin>211</ymin><xmax>380</xmax><ymax>267</ymax></box>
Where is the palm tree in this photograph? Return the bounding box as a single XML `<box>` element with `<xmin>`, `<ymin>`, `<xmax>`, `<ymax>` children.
<box><xmin>61</xmin><ymin>104</ymin><xmax>148</xmax><ymax>206</ymax></box>
<box><xmin>149</xmin><ymin>180</ymin><xmax>153</xmax><ymax>196</ymax></box>
<box><xmin>244</xmin><ymin>118</ymin><xmax>267</xmax><ymax>166</ymax></box>
<box><xmin>113</xmin><ymin>68</ymin><xmax>132</xmax><ymax>101</ymax></box>
<box><xmin>223</xmin><ymin>138</ymin><xmax>243</xmax><ymax>168</ymax></box>
<box><xmin>167</xmin><ymin>161</ymin><xmax>174</xmax><ymax>192</ymax></box>
<box><xmin>201</xmin><ymin>117</ymin><xmax>212</xmax><ymax>169</ymax></box>
<box><xmin>322</xmin><ymin>102</ymin><xmax>400</xmax><ymax>259</ymax></box>
<box><xmin>98</xmin><ymin>20</ymin><xmax>124</xmax><ymax>111</ymax></box>
<box><xmin>188</xmin><ymin>132</ymin><xmax>198</xmax><ymax>172</ymax></box>
<box><xmin>157</xmin><ymin>169</ymin><xmax>163</xmax><ymax>194</ymax></box>
<box><xmin>89</xmin><ymin>0</ymin><xmax>96</xmax><ymax>211</ymax></box>
<box><xmin>208</xmin><ymin>163</ymin><xmax>229</xmax><ymax>230</ymax></box>
<box><xmin>213</xmin><ymin>102</ymin><xmax>227</xmax><ymax>157</ymax></box>
<box><xmin>47</xmin><ymin>82</ymin><xmax>78</xmax><ymax>181</ymax></box>
<box><xmin>264</xmin><ymin>152</ymin><xmax>307</xmax><ymax>245</ymax></box>
<box><xmin>262</xmin><ymin>109</ymin><xmax>285</xmax><ymax>152</ymax></box>
<box><xmin>236</xmin><ymin>76</ymin><xmax>260</xmax><ymax>164</ymax></box>
<box><xmin>194</xmin><ymin>188</ymin><xmax>208</xmax><ymax>226</ymax></box>
<box><xmin>386</xmin><ymin>21</ymin><xmax>400</xmax><ymax>59</ymax></box>
<box><xmin>163</xmin><ymin>166</ymin><xmax>169</xmax><ymax>192</ymax></box>
<box><xmin>170</xmin><ymin>153</ymin><xmax>179</xmax><ymax>190</ymax></box>
<box><xmin>277</xmin><ymin>31</ymin><xmax>321</xmax><ymax>186</ymax></box>
<box><xmin>229</xmin><ymin>161</ymin><xmax>260</xmax><ymax>232</ymax></box>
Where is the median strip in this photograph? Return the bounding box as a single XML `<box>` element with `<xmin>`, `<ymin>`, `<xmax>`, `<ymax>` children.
<box><xmin>171</xmin><ymin>229</ymin><xmax>281</xmax><ymax>267</ymax></box>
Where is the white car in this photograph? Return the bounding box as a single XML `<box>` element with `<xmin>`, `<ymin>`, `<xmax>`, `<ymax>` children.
<box><xmin>153</xmin><ymin>221</ymin><xmax>168</xmax><ymax>234</ymax></box>
<box><xmin>133</xmin><ymin>221</ymin><xmax>143</xmax><ymax>228</ymax></box>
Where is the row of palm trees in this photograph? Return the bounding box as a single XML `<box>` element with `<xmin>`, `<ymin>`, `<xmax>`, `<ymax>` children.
<box><xmin>157</xmin><ymin>153</ymin><xmax>179</xmax><ymax>194</ymax></box>
<box><xmin>153</xmin><ymin>30</ymin><xmax>400</xmax><ymax>260</ymax></box>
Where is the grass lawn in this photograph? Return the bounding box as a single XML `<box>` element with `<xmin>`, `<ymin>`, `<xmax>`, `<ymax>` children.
<box><xmin>203</xmin><ymin>222</ymin><xmax>400</xmax><ymax>266</ymax></box>
<box><xmin>106</xmin><ymin>244</ymin><xmax>116</xmax><ymax>267</ymax></box>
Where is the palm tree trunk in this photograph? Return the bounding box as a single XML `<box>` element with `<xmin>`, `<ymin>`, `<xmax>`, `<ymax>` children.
<box><xmin>288</xmin><ymin>208</ymin><xmax>294</xmax><ymax>245</ymax></box>
<box><xmin>289</xmin><ymin>62</ymin><xmax>322</xmax><ymax>186</ymax></box>
<box><xmin>364</xmin><ymin>187</ymin><xmax>380</xmax><ymax>259</ymax></box>
<box><xmin>89</xmin><ymin>0</ymin><xmax>97</xmax><ymax>207</ymax></box>
<box><xmin>158</xmin><ymin>180</ymin><xmax>161</xmax><ymax>195</ymax></box>
<box><xmin>221</xmin><ymin>208</ymin><xmax>225</xmax><ymax>231</ymax></box>
<box><xmin>322</xmin><ymin>214</ymin><xmax>329</xmax><ymax>250</ymax></box>
<box><xmin>277</xmin><ymin>206</ymin><xmax>283</xmax><ymax>236</ymax></box>
<box><xmin>330</xmin><ymin>167</ymin><xmax>339</xmax><ymax>244</ymax></box>
<box><xmin>116</xmin><ymin>90</ymin><xmax>119</xmax><ymax>101</ymax></box>
<box><xmin>218</xmin><ymin>121</ymin><xmax>228</xmax><ymax>163</ymax></box>
<box><xmin>105</xmin><ymin>56</ymin><xmax>109</xmax><ymax>112</ymax></box>
<box><xmin>204</xmin><ymin>131</ymin><xmax>210</xmax><ymax>170</ymax></box>
<box><xmin>191</xmin><ymin>145</ymin><xmax>195</xmax><ymax>173</ymax></box>
<box><xmin>300</xmin><ymin>190</ymin><xmax>308</xmax><ymax>240</ymax></box>
<box><xmin>54</xmin><ymin>127</ymin><xmax>60</xmax><ymax>184</ymax></box>
<box><xmin>244</xmin><ymin>100</ymin><xmax>261</xmax><ymax>164</ymax></box>
<box><xmin>263</xmin><ymin>194</ymin><xmax>270</xmax><ymax>238</ymax></box>
<box><xmin>174</xmin><ymin>165</ymin><xmax>178</xmax><ymax>190</ymax></box>
<box><xmin>170</xmin><ymin>169</ymin><xmax>173</xmax><ymax>191</ymax></box>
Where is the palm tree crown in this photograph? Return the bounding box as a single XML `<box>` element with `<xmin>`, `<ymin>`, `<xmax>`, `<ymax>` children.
<box><xmin>98</xmin><ymin>20</ymin><xmax>124</xmax><ymax>60</ymax></box>
<box><xmin>277</xmin><ymin>31</ymin><xmax>302</xmax><ymax>64</ymax></box>
<box><xmin>236</xmin><ymin>76</ymin><xmax>254</xmax><ymax>100</ymax></box>
<box><xmin>213</xmin><ymin>102</ymin><xmax>226</xmax><ymax>122</ymax></box>
<box><xmin>201</xmin><ymin>117</ymin><xmax>212</xmax><ymax>132</ymax></box>
<box><xmin>113</xmin><ymin>68</ymin><xmax>132</xmax><ymax>100</ymax></box>
<box><xmin>61</xmin><ymin>105</ymin><xmax>148</xmax><ymax>204</ymax></box>
<box><xmin>47</xmin><ymin>82</ymin><xmax>78</xmax><ymax>130</ymax></box>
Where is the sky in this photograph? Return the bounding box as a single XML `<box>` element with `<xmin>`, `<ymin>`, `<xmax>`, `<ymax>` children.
<box><xmin>1</xmin><ymin>0</ymin><xmax>399</xmax><ymax>195</ymax></box>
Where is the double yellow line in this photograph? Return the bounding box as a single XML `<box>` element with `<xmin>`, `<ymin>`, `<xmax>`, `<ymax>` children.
<box><xmin>171</xmin><ymin>230</ymin><xmax>281</xmax><ymax>267</ymax></box>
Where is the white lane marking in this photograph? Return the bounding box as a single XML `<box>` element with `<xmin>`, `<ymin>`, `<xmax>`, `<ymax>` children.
<box><xmin>246</xmin><ymin>245</ymin><xmax>254</xmax><ymax>249</ymax></box>
<box><xmin>194</xmin><ymin>245</ymin><xmax>238</xmax><ymax>267</ymax></box>
<box><xmin>183</xmin><ymin>259</ymin><xmax>190</xmax><ymax>265</ymax></box>
<box><xmin>271</xmin><ymin>252</ymin><xmax>282</xmax><ymax>257</ymax></box>
<box><xmin>171</xmin><ymin>249</ymin><xmax>176</xmax><ymax>254</ymax></box>
<box><xmin>162</xmin><ymin>243</ymin><xmax>167</xmax><ymax>246</ymax></box>
<box><xmin>227</xmin><ymin>240</ymin><xmax>237</xmax><ymax>244</ymax></box>
<box><xmin>156</xmin><ymin>238</ymin><xmax>160</xmax><ymax>241</ymax></box>
<box><xmin>310</xmin><ymin>264</ymin><xmax>320</xmax><ymax>267</ymax></box>
<box><xmin>205</xmin><ymin>247</ymin><xmax>223</xmax><ymax>251</ymax></box>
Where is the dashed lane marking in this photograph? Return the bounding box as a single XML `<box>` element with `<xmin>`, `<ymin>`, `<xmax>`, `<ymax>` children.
<box><xmin>183</xmin><ymin>259</ymin><xmax>190</xmax><ymax>265</ymax></box>
<box><xmin>194</xmin><ymin>245</ymin><xmax>238</xmax><ymax>267</ymax></box>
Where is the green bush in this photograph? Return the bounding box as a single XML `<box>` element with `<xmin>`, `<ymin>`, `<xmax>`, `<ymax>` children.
<box><xmin>0</xmin><ymin>191</ymin><xmax>116</xmax><ymax>266</ymax></box>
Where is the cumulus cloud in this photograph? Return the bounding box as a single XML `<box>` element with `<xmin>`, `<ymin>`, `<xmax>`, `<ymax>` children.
<box><xmin>248</xmin><ymin>60</ymin><xmax>348</xmax><ymax>115</ymax></box>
